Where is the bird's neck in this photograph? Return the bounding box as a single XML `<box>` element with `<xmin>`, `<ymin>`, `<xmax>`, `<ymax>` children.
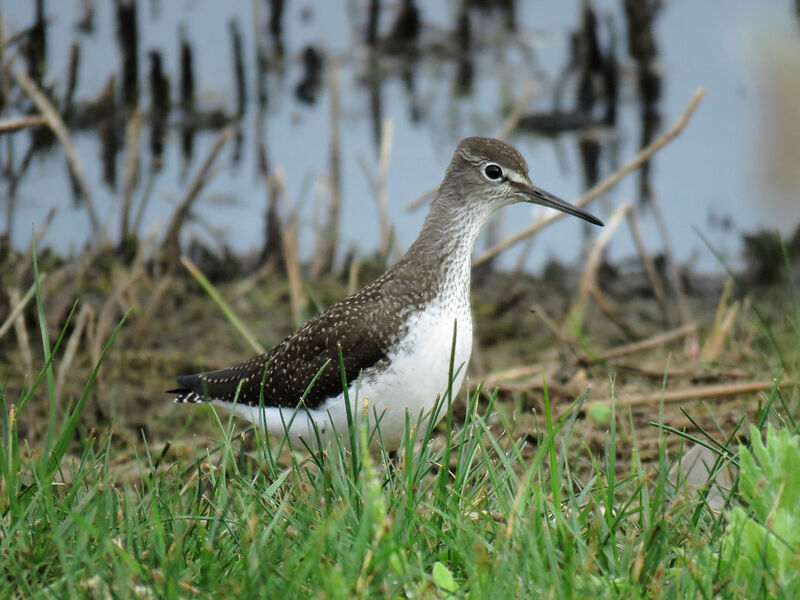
<box><xmin>398</xmin><ymin>192</ymin><xmax>493</xmax><ymax>301</ymax></box>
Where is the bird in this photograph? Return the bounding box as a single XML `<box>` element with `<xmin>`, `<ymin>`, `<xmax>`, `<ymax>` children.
<box><xmin>170</xmin><ymin>137</ymin><xmax>603</xmax><ymax>450</ymax></box>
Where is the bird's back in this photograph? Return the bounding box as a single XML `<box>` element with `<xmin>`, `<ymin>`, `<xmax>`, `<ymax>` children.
<box><xmin>171</xmin><ymin>261</ymin><xmax>440</xmax><ymax>410</ymax></box>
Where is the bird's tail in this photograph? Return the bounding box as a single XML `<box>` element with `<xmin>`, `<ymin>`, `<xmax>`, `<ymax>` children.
<box><xmin>167</xmin><ymin>374</ymin><xmax>207</xmax><ymax>404</ymax></box>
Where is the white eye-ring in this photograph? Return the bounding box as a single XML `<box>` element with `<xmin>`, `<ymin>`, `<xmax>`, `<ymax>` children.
<box><xmin>483</xmin><ymin>163</ymin><xmax>503</xmax><ymax>181</ymax></box>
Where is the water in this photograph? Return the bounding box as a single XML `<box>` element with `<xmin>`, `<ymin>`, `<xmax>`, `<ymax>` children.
<box><xmin>3</xmin><ymin>0</ymin><xmax>799</xmax><ymax>272</ymax></box>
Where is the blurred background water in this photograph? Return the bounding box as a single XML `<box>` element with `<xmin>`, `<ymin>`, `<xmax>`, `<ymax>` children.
<box><xmin>2</xmin><ymin>0</ymin><xmax>800</xmax><ymax>272</ymax></box>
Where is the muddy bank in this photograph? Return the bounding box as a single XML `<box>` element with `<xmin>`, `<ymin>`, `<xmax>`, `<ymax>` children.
<box><xmin>2</xmin><ymin>238</ymin><xmax>796</xmax><ymax>478</ymax></box>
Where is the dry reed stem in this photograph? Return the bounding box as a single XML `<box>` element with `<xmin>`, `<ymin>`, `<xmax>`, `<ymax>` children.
<box><xmin>701</xmin><ymin>302</ymin><xmax>739</xmax><ymax>362</ymax></box>
<box><xmin>609</xmin><ymin>362</ymin><xmax>750</xmax><ymax>380</ymax></box>
<box><xmin>648</xmin><ymin>189</ymin><xmax>693</xmax><ymax>329</ymax></box>
<box><xmin>347</xmin><ymin>258</ymin><xmax>362</xmax><ymax>296</ymax></box>
<box><xmin>566</xmin><ymin>202</ymin><xmax>631</xmax><ymax>333</ymax></box>
<box><xmin>591</xmin><ymin>322</ymin><xmax>698</xmax><ymax>362</ymax></box>
<box><xmin>376</xmin><ymin>118</ymin><xmax>393</xmax><ymax>256</ymax></box>
<box><xmin>0</xmin><ymin>115</ymin><xmax>47</xmax><ymax>133</ymax></box>
<box><xmin>282</xmin><ymin>216</ymin><xmax>305</xmax><ymax>328</ymax></box>
<box><xmin>12</xmin><ymin>68</ymin><xmax>104</xmax><ymax>240</ymax></box>
<box><xmin>54</xmin><ymin>304</ymin><xmax>92</xmax><ymax>402</ymax></box>
<box><xmin>311</xmin><ymin>59</ymin><xmax>342</xmax><ymax>278</ymax></box>
<box><xmin>8</xmin><ymin>287</ymin><xmax>32</xmax><ymax>374</ymax></box>
<box><xmin>489</xmin><ymin>322</ymin><xmax>705</xmax><ymax>390</ymax></box>
<box><xmin>161</xmin><ymin>125</ymin><xmax>235</xmax><ymax>257</ymax></box>
<box><xmin>586</xmin><ymin>379</ymin><xmax>798</xmax><ymax>409</ymax></box>
<box><xmin>120</xmin><ymin>110</ymin><xmax>144</xmax><ymax>241</ymax></box>
<box><xmin>481</xmin><ymin>360</ymin><xmax>554</xmax><ymax>388</ymax></box>
<box><xmin>701</xmin><ymin>276</ymin><xmax>732</xmax><ymax>360</ymax></box>
<box><xmin>0</xmin><ymin>274</ymin><xmax>46</xmax><ymax>340</ymax></box>
<box><xmin>626</xmin><ymin>208</ymin><xmax>668</xmax><ymax>316</ymax></box>
<box><xmin>473</xmin><ymin>87</ymin><xmax>707</xmax><ymax>266</ymax></box>
<box><xmin>271</xmin><ymin>167</ymin><xmax>305</xmax><ymax>327</ymax></box>
<box><xmin>491</xmin><ymin>377</ymin><xmax>573</xmax><ymax>395</ymax></box>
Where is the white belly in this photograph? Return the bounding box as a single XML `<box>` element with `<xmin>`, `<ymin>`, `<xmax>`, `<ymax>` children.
<box><xmin>216</xmin><ymin>304</ymin><xmax>473</xmax><ymax>451</ymax></box>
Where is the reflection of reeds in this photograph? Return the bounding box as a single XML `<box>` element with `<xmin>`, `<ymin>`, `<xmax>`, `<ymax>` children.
<box><xmin>229</xmin><ymin>19</ymin><xmax>247</xmax><ymax>119</ymax></box>
<box><xmin>311</xmin><ymin>60</ymin><xmax>342</xmax><ymax>279</ymax></box>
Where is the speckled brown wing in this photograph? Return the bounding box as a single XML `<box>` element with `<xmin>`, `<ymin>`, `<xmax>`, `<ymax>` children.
<box><xmin>170</xmin><ymin>277</ymin><xmax>410</xmax><ymax>409</ymax></box>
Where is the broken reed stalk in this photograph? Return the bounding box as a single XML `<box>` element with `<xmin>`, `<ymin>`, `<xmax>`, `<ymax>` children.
<box><xmin>160</xmin><ymin>125</ymin><xmax>234</xmax><ymax>259</ymax></box>
<box><xmin>357</xmin><ymin>118</ymin><xmax>394</xmax><ymax>257</ymax></box>
<box><xmin>311</xmin><ymin>59</ymin><xmax>342</xmax><ymax>279</ymax></box>
<box><xmin>0</xmin><ymin>115</ymin><xmax>47</xmax><ymax>133</ymax></box>
<box><xmin>283</xmin><ymin>218</ymin><xmax>304</xmax><ymax>328</ymax></box>
<box><xmin>14</xmin><ymin>206</ymin><xmax>56</xmax><ymax>281</ymax></box>
<box><xmin>0</xmin><ymin>278</ymin><xmax>43</xmax><ymax>340</ymax></box>
<box><xmin>275</xmin><ymin>168</ymin><xmax>307</xmax><ymax>328</ymax></box>
<box><xmin>473</xmin><ymin>87</ymin><xmax>707</xmax><ymax>266</ymax></box>
<box><xmin>712</xmin><ymin>304</ymin><xmax>739</xmax><ymax>360</ymax></box>
<box><xmin>585</xmin><ymin>379</ymin><xmax>799</xmax><ymax>409</ymax></box>
<box><xmin>376</xmin><ymin>118</ymin><xmax>393</xmax><ymax>257</ymax></box>
<box><xmin>12</xmin><ymin>68</ymin><xmax>105</xmax><ymax>241</ymax></box>
<box><xmin>8</xmin><ymin>287</ymin><xmax>33</xmax><ymax>374</ymax></box>
<box><xmin>54</xmin><ymin>304</ymin><xmax>92</xmax><ymax>402</ymax></box>
<box><xmin>482</xmin><ymin>360</ymin><xmax>554</xmax><ymax>388</ymax></box>
<box><xmin>625</xmin><ymin>207</ymin><xmax>669</xmax><ymax>318</ymax></box>
<box><xmin>701</xmin><ymin>295</ymin><xmax>740</xmax><ymax>362</ymax></box>
<box><xmin>649</xmin><ymin>194</ymin><xmax>693</xmax><ymax>327</ymax></box>
<box><xmin>609</xmin><ymin>362</ymin><xmax>750</xmax><ymax>380</ymax></box>
<box><xmin>347</xmin><ymin>258</ymin><xmax>362</xmax><ymax>296</ymax></box>
<box><xmin>592</xmin><ymin>322</ymin><xmax>698</xmax><ymax>362</ymax></box>
<box><xmin>120</xmin><ymin>110</ymin><xmax>144</xmax><ymax>242</ymax></box>
<box><xmin>2</xmin><ymin>203</ymin><xmax>55</xmax><ymax>339</ymax></box>
<box><xmin>566</xmin><ymin>202</ymin><xmax>631</xmax><ymax>333</ymax></box>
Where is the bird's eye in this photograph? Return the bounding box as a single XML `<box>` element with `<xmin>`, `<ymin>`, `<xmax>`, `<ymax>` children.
<box><xmin>484</xmin><ymin>164</ymin><xmax>503</xmax><ymax>180</ymax></box>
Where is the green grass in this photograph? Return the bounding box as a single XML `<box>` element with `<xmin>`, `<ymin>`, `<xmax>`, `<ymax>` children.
<box><xmin>2</xmin><ymin>247</ymin><xmax>799</xmax><ymax>598</ymax></box>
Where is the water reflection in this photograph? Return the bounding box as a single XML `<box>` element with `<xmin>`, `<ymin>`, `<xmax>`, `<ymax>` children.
<box><xmin>0</xmin><ymin>0</ymin><xmax>795</xmax><ymax>272</ymax></box>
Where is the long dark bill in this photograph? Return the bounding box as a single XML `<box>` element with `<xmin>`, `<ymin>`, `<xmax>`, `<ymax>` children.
<box><xmin>520</xmin><ymin>184</ymin><xmax>604</xmax><ymax>227</ymax></box>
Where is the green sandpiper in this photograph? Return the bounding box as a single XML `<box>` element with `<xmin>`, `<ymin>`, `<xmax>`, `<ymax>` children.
<box><xmin>170</xmin><ymin>137</ymin><xmax>603</xmax><ymax>449</ymax></box>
